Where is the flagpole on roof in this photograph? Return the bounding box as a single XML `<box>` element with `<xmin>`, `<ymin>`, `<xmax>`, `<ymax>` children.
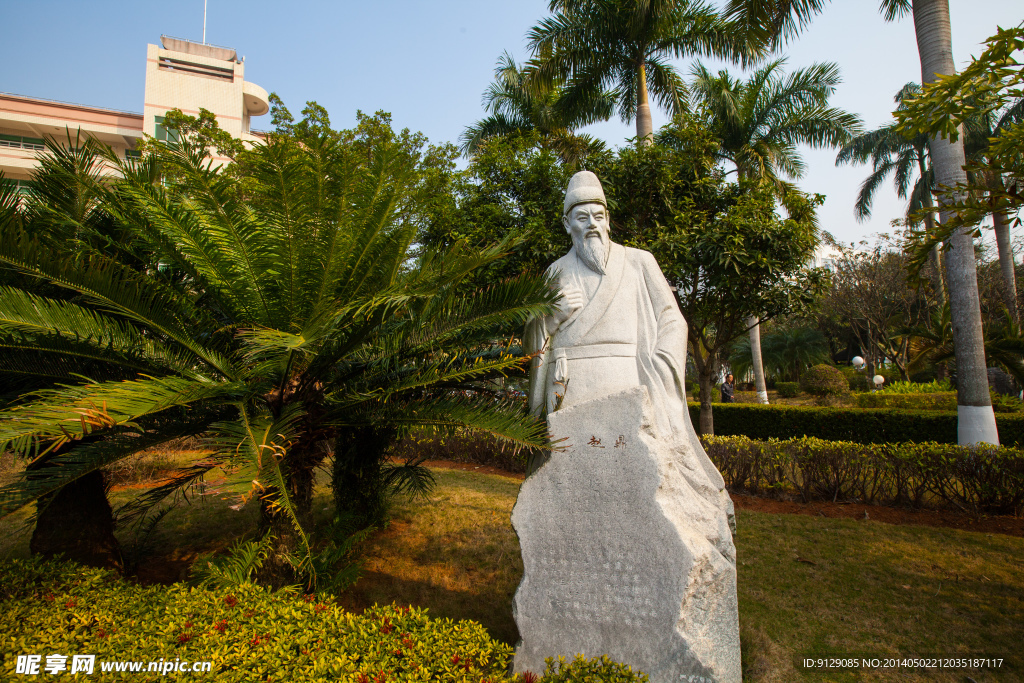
<box><xmin>202</xmin><ymin>0</ymin><xmax>208</xmax><ymax>44</ymax></box>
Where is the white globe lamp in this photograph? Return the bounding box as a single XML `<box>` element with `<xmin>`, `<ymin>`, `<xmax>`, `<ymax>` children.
<box><xmin>872</xmin><ymin>375</ymin><xmax>884</xmax><ymax>388</ymax></box>
<box><xmin>851</xmin><ymin>356</ymin><xmax>865</xmax><ymax>370</ymax></box>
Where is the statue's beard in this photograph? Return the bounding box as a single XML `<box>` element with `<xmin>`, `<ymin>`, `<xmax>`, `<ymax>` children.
<box><xmin>574</xmin><ymin>231</ymin><xmax>609</xmax><ymax>275</ymax></box>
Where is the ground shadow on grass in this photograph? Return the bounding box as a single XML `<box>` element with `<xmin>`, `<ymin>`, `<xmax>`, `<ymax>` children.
<box><xmin>336</xmin><ymin>568</ymin><xmax>521</xmax><ymax>646</ymax></box>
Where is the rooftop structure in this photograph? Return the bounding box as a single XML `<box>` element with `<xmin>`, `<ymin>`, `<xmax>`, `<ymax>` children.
<box><xmin>0</xmin><ymin>35</ymin><xmax>268</xmax><ymax>187</ymax></box>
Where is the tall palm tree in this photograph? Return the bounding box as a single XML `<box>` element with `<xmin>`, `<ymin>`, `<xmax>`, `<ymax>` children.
<box><xmin>724</xmin><ymin>0</ymin><xmax>998</xmax><ymax>444</ymax></box>
<box><xmin>460</xmin><ymin>52</ymin><xmax>615</xmax><ymax>165</ymax></box>
<box><xmin>680</xmin><ymin>57</ymin><xmax>860</xmax><ymax>403</ymax></box>
<box><xmin>835</xmin><ymin>83</ymin><xmax>945</xmax><ymax>303</ymax></box>
<box><xmin>0</xmin><ymin>118</ymin><xmax>557</xmax><ymax>582</ymax></box>
<box><xmin>528</xmin><ymin>0</ymin><xmax>759</xmax><ymax>143</ymax></box>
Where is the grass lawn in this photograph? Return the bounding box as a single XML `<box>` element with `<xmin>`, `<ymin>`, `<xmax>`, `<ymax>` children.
<box><xmin>341</xmin><ymin>467</ymin><xmax>1024</xmax><ymax>683</ymax></box>
<box><xmin>1</xmin><ymin>459</ymin><xmax>1021</xmax><ymax>681</ymax></box>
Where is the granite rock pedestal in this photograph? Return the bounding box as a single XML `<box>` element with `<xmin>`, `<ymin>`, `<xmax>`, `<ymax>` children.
<box><xmin>512</xmin><ymin>387</ymin><xmax>740</xmax><ymax>683</ymax></box>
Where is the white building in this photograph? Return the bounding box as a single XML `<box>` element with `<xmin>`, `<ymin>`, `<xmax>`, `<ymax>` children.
<box><xmin>0</xmin><ymin>36</ymin><xmax>268</xmax><ymax>188</ymax></box>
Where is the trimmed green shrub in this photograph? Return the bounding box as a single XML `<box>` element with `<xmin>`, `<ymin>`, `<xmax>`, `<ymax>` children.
<box><xmin>533</xmin><ymin>655</ymin><xmax>648</xmax><ymax>682</ymax></box>
<box><xmin>390</xmin><ymin>430</ymin><xmax>528</xmax><ymax>474</ymax></box>
<box><xmin>0</xmin><ymin>558</ymin><xmax>515</xmax><ymax>682</ymax></box>
<box><xmin>856</xmin><ymin>392</ymin><xmax>958</xmax><ymax>411</ymax></box>
<box><xmin>703</xmin><ymin>435</ymin><xmax>1024</xmax><ymax>515</ymax></box>
<box><xmin>688</xmin><ymin>402</ymin><xmax>1024</xmax><ymax>446</ymax></box>
<box><xmin>800</xmin><ymin>364</ymin><xmax>848</xmax><ymax>396</ymax></box>
<box><xmin>0</xmin><ymin>559</ymin><xmax>646</xmax><ymax>683</ymax></box>
<box><xmin>775</xmin><ymin>382</ymin><xmax>801</xmax><ymax>398</ymax></box>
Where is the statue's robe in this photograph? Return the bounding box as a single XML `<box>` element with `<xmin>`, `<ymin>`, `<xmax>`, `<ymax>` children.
<box><xmin>526</xmin><ymin>241</ymin><xmax>735</xmax><ymax>560</ymax></box>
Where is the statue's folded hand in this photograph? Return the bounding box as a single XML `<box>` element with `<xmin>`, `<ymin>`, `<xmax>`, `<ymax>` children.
<box><xmin>554</xmin><ymin>285</ymin><xmax>585</xmax><ymax>323</ymax></box>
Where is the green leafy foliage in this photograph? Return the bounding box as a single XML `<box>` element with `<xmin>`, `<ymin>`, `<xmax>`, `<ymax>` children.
<box><xmin>533</xmin><ymin>654</ymin><xmax>648</xmax><ymax>683</ymax></box>
<box><xmin>704</xmin><ymin>434</ymin><xmax>1024</xmax><ymax>515</ymax></box>
<box><xmin>775</xmin><ymin>382</ymin><xmax>801</xmax><ymax>398</ymax></box>
<box><xmin>0</xmin><ymin>558</ymin><xmax>515</xmax><ymax>682</ymax></box>
<box><xmin>192</xmin><ymin>535</ymin><xmax>281</xmax><ymax>591</ymax></box>
<box><xmin>876</xmin><ymin>379</ymin><xmax>953</xmax><ymax>394</ymax></box>
<box><xmin>855</xmin><ymin>392</ymin><xmax>957</xmax><ymax>411</ymax></box>
<box><xmin>799</xmin><ymin>364</ymin><xmax>849</xmax><ymax>396</ymax></box>
<box><xmin>688</xmin><ymin>402</ymin><xmax>1024</xmax><ymax>446</ymax></box>
<box><xmin>894</xmin><ymin>26</ymin><xmax>1024</xmax><ymax>233</ymax></box>
<box><xmin>0</xmin><ymin>557</ymin><xmax>650</xmax><ymax>682</ymax></box>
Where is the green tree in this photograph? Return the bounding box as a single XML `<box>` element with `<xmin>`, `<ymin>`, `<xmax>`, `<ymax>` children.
<box><xmin>596</xmin><ymin>121</ymin><xmax>825</xmax><ymax>433</ymax></box>
<box><xmin>726</xmin><ymin>0</ymin><xmax>998</xmax><ymax>444</ymax></box>
<box><xmin>0</xmin><ymin>109</ymin><xmax>556</xmax><ymax>584</ymax></box>
<box><xmin>460</xmin><ymin>52</ymin><xmax>614</xmax><ymax>166</ymax></box>
<box><xmin>679</xmin><ymin>57</ymin><xmax>860</xmax><ymax>404</ymax></box>
<box><xmin>419</xmin><ymin>132</ymin><xmax>609</xmax><ymax>288</ymax></box>
<box><xmin>528</xmin><ymin>0</ymin><xmax>759</xmax><ymax>143</ymax></box>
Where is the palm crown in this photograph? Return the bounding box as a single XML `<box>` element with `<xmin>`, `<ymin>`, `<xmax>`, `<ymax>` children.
<box><xmin>685</xmin><ymin>57</ymin><xmax>862</xmax><ymax>186</ymax></box>
<box><xmin>835</xmin><ymin>83</ymin><xmax>932</xmax><ymax>222</ymax></box>
<box><xmin>528</xmin><ymin>0</ymin><xmax>760</xmax><ymax>141</ymax></box>
<box><xmin>460</xmin><ymin>52</ymin><xmax>615</xmax><ymax>164</ymax></box>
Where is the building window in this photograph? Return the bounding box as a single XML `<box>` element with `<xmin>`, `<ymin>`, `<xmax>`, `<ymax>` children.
<box><xmin>153</xmin><ymin>116</ymin><xmax>180</xmax><ymax>146</ymax></box>
<box><xmin>3</xmin><ymin>179</ymin><xmax>37</xmax><ymax>195</ymax></box>
<box><xmin>125</xmin><ymin>148</ymin><xmax>142</xmax><ymax>160</ymax></box>
<box><xmin>0</xmin><ymin>134</ymin><xmax>45</xmax><ymax>151</ymax></box>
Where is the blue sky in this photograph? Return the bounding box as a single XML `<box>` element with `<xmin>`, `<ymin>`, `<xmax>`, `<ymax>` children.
<box><xmin>2</xmin><ymin>1</ymin><xmax>1021</xmax><ymax>245</ymax></box>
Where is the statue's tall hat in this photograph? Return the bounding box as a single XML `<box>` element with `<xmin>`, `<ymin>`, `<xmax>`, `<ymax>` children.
<box><xmin>563</xmin><ymin>171</ymin><xmax>607</xmax><ymax>216</ymax></box>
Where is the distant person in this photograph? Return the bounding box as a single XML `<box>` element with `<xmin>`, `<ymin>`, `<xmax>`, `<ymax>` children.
<box><xmin>720</xmin><ymin>374</ymin><xmax>735</xmax><ymax>403</ymax></box>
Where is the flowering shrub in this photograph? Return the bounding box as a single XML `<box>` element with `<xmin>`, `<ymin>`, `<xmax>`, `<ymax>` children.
<box><xmin>0</xmin><ymin>558</ymin><xmax>512</xmax><ymax>682</ymax></box>
<box><xmin>1</xmin><ymin>559</ymin><xmax>648</xmax><ymax>682</ymax></box>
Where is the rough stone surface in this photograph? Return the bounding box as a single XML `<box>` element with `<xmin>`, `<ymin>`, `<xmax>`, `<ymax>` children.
<box><xmin>512</xmin><ymin>386</ymin><xmax>741</xmax><ymax>683</ymax></box>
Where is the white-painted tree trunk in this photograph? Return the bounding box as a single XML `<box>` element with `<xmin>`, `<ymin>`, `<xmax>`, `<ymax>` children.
<box><xmin>748</xmin><ymin>316</ymin><xmax>769</xmax><ymax>403</ymax></box>
<box><xmin>912</xmin><ymin>0</ymin><xmax>998</xmax><ymax>445</ymax></box>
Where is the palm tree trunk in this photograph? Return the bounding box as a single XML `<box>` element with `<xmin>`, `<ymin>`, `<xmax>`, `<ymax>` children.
<box><xmin>913</xmin><ymin>0</ymin><xmax>997</xmax><ymax>445</ymax></box>
<box><xmin>993</xmin><ymin>205</ymin><xmax>1018</xmax><ymax>322</ymax></box>
<box><xmin>636</xmin><ymin>62</ymin><xmax>653</xmax><ymax>145</ymax></box>
<box><xmin>922</xmin><ymin>192</ymin><xmax>946</xmax><ymax>306</ymax></box>
<box><xmin>747</xmin><ymin>316</ymin><xmax>769</xmax><ymax>403</ymax></box>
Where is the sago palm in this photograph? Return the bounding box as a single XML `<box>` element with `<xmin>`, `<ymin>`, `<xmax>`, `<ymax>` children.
<box><xmin>0</xmin><ymin>116</ymin><xmax>557</xmax><ymax>584</ymax></box>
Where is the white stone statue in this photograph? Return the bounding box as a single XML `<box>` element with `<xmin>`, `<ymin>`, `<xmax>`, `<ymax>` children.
<box><xmin>514</xmin><ymin>171</ymin><xmax>740</xmax><ymax>683</ymax></box>
<box><xmin>525</xmin><ymin>170</ymin><xmax>734</xmax><ymax>529</ymax></box>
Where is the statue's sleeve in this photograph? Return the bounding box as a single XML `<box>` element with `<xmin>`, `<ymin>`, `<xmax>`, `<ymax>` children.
<box><xmin>638</xmin><ymin>251</ymin><xmax>688</xmax><ymax>397</ymax></box>
<box><xmin>525</xmin><ymin>314</ymin><xmax>551</xmax><ymax>418</ymax></box>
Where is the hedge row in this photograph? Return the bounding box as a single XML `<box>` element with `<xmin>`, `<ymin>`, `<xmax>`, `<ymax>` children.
<box><xmin>703</xmin><ymin>435</ymin><xmax>1024</xmax><ymax>515</ymax></box>
<box><xmin>855</xmin><ymin>392</ymin><xmax>958</xmax><ymax>411</ymax></box>
<box><xmin>390</xmin><ymin>432</ymin><xmax>528</xmax><ymax>474</ymax></box>
<box><xmin>689</xmin><ymin>402</ymin><xmax>1024</xmax><ymax>446</ymax></box>
<box><xmin>0</xmin><ymin>559</ymin><xmax>646</xmax><ymax>683</ymax></box>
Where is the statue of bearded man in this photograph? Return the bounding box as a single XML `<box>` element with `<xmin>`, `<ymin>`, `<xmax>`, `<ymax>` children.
<box><xmin>525</xmin><ymin>170</ymin><xmax>734</xmax><ymax>530</ymax></box>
